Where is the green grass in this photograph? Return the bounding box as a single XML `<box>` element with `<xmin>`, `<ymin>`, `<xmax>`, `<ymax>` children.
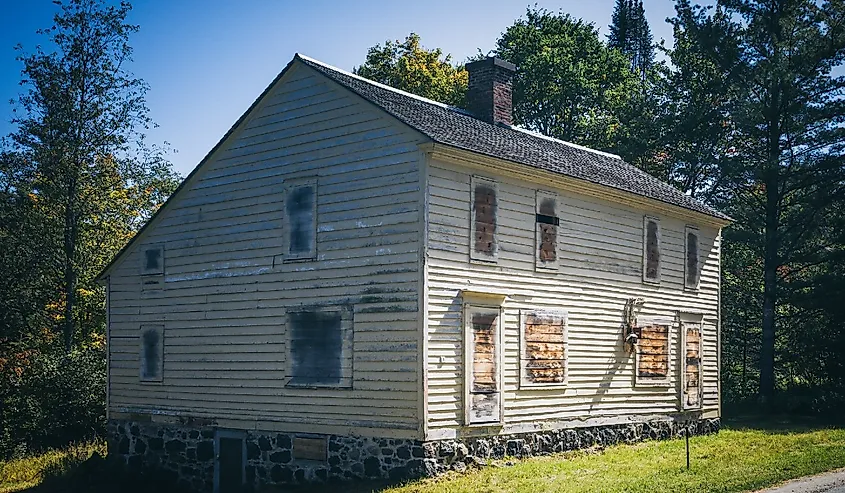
<box><xmin>0</xmin><ymin>441</ymin><xmax>106</xmax><ymax>493</ymax></box>
<box><xmin>376</xmin><ymin>424</ymin><xmax>845</xmax><ymax>493</ymax></box>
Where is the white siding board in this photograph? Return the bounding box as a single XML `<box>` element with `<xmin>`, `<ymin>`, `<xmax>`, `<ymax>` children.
<box><xmin>425</xmin><ymin>159</ymin><xmax>721</xmax><ymax>435</ymax></box>
<box><xmin>106</xmin><ymin>62</ymin><xmax>426</xmax><ymax>439</ymax></box>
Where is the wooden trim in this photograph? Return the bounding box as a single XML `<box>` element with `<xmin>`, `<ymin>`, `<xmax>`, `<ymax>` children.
<box><xmin>418</xmin><ymin>149</ymin><xmax>430</xmax><ymax>440</ymax></box>
<box><xmin>717</xmin><ymin>229</ymin><xmax>723</xmax><ymax>417</ymax></box>
<box><xmin>105</xmin><ymin>276</ymin><xmax>111</xmax><ymax>420</ymax></box>
<box><xmin>462</xmin><ymin>303</ymin><xmax>504</xmax><ymax>426</ymax></box>
<box><xmin>423</xmin><ymin>143</ymin><xmax>731</xmax><ymax>228</ymax></box>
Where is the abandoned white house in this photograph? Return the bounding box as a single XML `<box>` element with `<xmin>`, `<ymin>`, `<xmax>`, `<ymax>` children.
<box><xmin>98</xmin><ymin>54</ymin><xmax>730</xmax><ymax>491</ymax></box>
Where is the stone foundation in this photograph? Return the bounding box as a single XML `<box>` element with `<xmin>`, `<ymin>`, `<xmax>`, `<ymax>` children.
<box><xmin>108</xmin><ymin>417</ymin><xmax>720</xmax><ymax>491</ymax></box>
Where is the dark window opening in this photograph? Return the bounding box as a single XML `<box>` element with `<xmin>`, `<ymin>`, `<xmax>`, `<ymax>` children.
<box><xmin>288</xmin><ymin>311</ymin><xmax>342</xmax><ymax>386</ymax></box>
<box><xmin>145</xmin><ymin>249</ymin><xmax>161</xmax><ymax>271</ymax></box>
<box><xmin>645</xmin><ymin>219</ymin><xmax>660</xmax><ymax>281</ymax></box>
<box><xmin>473</xmin><ymin>184</ymin><xmax>497</xmax><ymax>256</ymax></box>
<box><xmin>287</xmin><ymin>185</ymin><xmax>315</xmax><ymax>256</ymax></box>
<box><xmin>536</xmin><ymin>197</ymin><xmax>558</xmax><ymax>264</ymax></box>
<box><xmin>140</xmin><ymin>327</ymin><xmax>162</xmax><ymax>381</ymax></box>
<box><xmin>686</xmin><ymin>230</ymin><xmax>700</xmax><ymax>288</ymax></box>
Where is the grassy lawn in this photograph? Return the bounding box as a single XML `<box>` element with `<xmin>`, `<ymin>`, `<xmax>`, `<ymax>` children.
<box><xmin>3</xmin><ymin>420</ymin><xmax>845</xmax><ymax>493</ymax></box>
<box><xmin>0</xmin><ymin>441</ymin><xmax>105</xmax><ymax>493</ymax></box>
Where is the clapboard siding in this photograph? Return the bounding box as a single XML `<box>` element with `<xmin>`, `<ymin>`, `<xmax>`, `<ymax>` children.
<box><xmin>425</xmin><ymin>159</ymin><xmax>721</xmax><ymax>435</ymax></box>
<box><xmin>106</xmin><ymin>62</ymin><xmax>426</xmax><ymax>438</ymax></box>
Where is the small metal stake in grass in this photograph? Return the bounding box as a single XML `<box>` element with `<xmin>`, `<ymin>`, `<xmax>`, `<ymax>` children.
<box><xmin>685</xmin><ymin>424</ymin><xmax>690</xmax><ymax>470</ymax></box>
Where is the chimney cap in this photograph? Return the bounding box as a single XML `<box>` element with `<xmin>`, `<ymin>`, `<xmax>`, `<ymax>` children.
<box><xmin>465</xmin><ymin>57</ymin><xmax>516</xmax><ymax>73</ymax></box>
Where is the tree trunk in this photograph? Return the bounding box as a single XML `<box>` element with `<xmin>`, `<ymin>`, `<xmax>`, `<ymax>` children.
<box><xmin>63</xmin><ymin>177</ymin><xmax>78</xmax><ymax>352</ymax></box>
<box><xmin>760</xmin><ymin>187</ymin><xmax>778</xmax><ymax>403</ymax></box>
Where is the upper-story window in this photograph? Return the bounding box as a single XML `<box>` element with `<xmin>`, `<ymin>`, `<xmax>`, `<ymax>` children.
<box><xmin>470</xmin><ymin>176</ymin><xmax>498</xmax><ymax>262</ymax></box>
<box><xmin>642</xmin><ymin>216</ymin><xmax>661</xmax><ymax>283</ymax></box>
<box><xmin>535</xmin><ymin>191</ymin><xmax>560</xmax><ymax>270</ymax></box>
<box><xmin>284</xmin><ymin>179</ymin><xmax>317</xmax><ymax>262</ymax></box>
<box><xmin>141</xmin><ymin>244</ymin><xmax>164</xmax><ymax>276</ymax></box>
<box><xmin>685</xmin><ymin>226</ymin><xmax>701</xmax><ymax>290</ymax></box>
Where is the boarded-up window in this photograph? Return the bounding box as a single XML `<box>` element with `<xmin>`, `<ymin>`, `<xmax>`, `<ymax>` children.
<box><xmin>139</xmin><ymin>325</ymin><xmax>164</xmax><ymax>382</ymax></box>
<box><xmin>284</xmin><ymin>179</ymin><xmax>317</xmax><ymax>261</ymax></box>
<box><xmin>286</xmin><ymin>308</ymin><xmax>352</xmax><ymax>388</ymax></box>
<box><xmin>470</xmin><ymin>177</ymin><xmax>498</xmax><ymax>261</ymax></box>
<box><xmin>642</xmin><ymin>217</ymin><xmax>660</xmax><ymax>283</ymax></box>
<box><xmin>464</xmin><ymin>305</ymin><xmax>502</xmax><ymax>424</ymax></box>
<box><xmin>140</xmin><ymin>244</ymin><xmax>164</xmax><ymax>276</ymax></box>
<box><xmin>681</xmin><ymin>320</ymin><xmax>703</xmax><ymax>409</ymax></box>
<box><xmin>535</xmin><ymin>191</ymin><xmax>560</xmax><ymax>270</ymax></box>
<box><xmin>635</xmin><ymin>319</ymin><xmax>671</xmax><ymax>385</ymax></box>
<box><xmin>520</xmin><ymin>310</ymin><xmax>567</xmax><ymax>387</ymax></box>
<box><xmin>685</xmin><ymin>226</ymin><xmax>700</xmax><ymax>290</ymax></box>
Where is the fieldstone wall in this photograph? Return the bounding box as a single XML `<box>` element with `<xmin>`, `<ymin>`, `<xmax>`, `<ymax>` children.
<box><xmin>108</xmin><ymin>417</ymin><xmax>720</xmax><ymax>491</ymax></box>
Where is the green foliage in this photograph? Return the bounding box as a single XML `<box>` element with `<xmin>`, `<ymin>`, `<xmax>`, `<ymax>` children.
<box><xmin>354</xmin><ymin>33</ymin><xmax>468</xmax><ymax>107</ymax></box>
<box><xmin>608</xmin><ymin>0</ymin><xmax>655</xmax><ymax>78</ymax></box>
<box><xmin>0</xmin><ymin>0</ymin><xmax>179</xmax><ymax>458</ymax></box>
<box><xmin>0</xmin><ymin>348</ymin><xmax>106</xmax><ymax>459</ymax></box>
<box><xmin>495</xmin><ymin>7</ymin><xmax>640</xmax><ymax>150</ymax></box>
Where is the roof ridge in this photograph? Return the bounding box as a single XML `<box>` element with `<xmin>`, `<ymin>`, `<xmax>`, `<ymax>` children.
<box><xmin>295</xmin><ymin>53</ymin><xmax>473</xmax><ymax>116</ymax></box>
<box><xmin>510</xmin><ymin>126</ymin><xmax>622</xmax><ymax>160</ymax></box>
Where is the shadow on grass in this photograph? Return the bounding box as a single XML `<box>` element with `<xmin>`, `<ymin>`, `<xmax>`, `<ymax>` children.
<box><xmin>723</xmin><ymin>409</ymin><xmax>845</xmax><ymax>435</ymax></box>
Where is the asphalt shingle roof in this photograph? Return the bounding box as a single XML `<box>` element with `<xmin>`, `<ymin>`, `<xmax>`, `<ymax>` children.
<box><xmin>297</xmin><ymin>54</ymin><xmax>729</xmax><ymax>221</ymax></box>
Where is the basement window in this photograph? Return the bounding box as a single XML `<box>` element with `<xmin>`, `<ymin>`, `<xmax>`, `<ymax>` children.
<box><xmin>140</xmin><ymin>244</ymin><xmax>164</xmax><ymax>276</ymax></box>
<box><xmin>535</xmin><ymin>191</ymin><xmax>560</xmax><ymax>270</ymax></box>
<box><xmin>685</xmin><ymin>226</ymin><xmax>701</xmax><ymax>290</ymax></box>
<box><xmin>139</xmin><ymin>325</ymin><xmax>164</xmax><ymax>383</ymax></box>
<box><xmin>286</xmin><ymin>307</ymin><xmax>352</xmax><ymax>388</ymax></box>
<box><xmin>520</xmin><ymin>309</ymin><xmax>568</xmax><ymax>387</ymax></box>
<box><xmin>642</xmin><ymin>217</ymin><xmax>661</xmax><ymax>283</ymax></box>
<box><xmin>284</xmin><ymin>179</ymin><xmax>317</xmax><ymax>262</ymax></box>
<box><xmin>470</xmin><ymin>176</ymin><xmax>498</xmax><ymax>262</ymax></box>
<box><xmin>634</xmin><ymin>319</ymin><xmax>671</xmax><ymax>386</ymax></box>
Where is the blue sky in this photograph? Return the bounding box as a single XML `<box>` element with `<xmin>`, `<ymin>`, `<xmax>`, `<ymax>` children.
<box><xmin>0</xmin><ymin>0</ymin><xmax>682</xmax><ymax>176</ymax></box>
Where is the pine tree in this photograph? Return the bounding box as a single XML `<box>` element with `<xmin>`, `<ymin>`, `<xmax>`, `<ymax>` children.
<box><xmin>608</xmin><ymin>0</ymin><xmax>654</xmax><ymax>78</ymax></box>
<box><xmin>608</xmin><ymin>0</ymin><xmax>631</xmax><ymax>52</ymax></box>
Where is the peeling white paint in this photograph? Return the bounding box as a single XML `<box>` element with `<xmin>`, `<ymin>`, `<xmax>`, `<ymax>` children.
<box><xmin>166</xmin><ymin>267</ymin><xmax>272</xmax><ymax>282</ymax></box>
<box><xmin>318</xmin><ymin>225</ymin><xmax>336</xmax><ymax>232</ymax></box>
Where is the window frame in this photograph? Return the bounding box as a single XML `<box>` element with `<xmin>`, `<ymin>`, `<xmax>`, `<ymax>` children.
<box><xmin>463</xmin><ymin>302</ymin><xmax>504</xmax><ymax>426</ymax></box>
<box><xmin>139</xmin><ymin>324</ymin><xmax>164</xmax><ymax>383</ymax></box>
<box><xmin>140</xmin><ymin>244</ymin><xmax>165</xmax><ymax>276</ymax></box>
<box><xmin>642</xmin><ymin>216</ymin><xmax>661</xmax><ymax>284</ymax></box>
<box><xmin>684</xmin><ymin>225</ymin><xmax>701</xmax><ymax>291</ymax></box>
<box><xmin>535</xmin><ymin>190</ymin><xmax>561</xmax><ymax>271</ymax></box>
<box><xmin>679</xmin><ymin>312</ymin><xmax>704</xmax><ymax>410</ymax></box>
<box><xmin>469</xmin><ymin>175</ymin><xmax>499</xmax><ymax>263</ymax></box>
<box><xmin>284</xmin><ymin>305</ymin><xmax>353</xmax><ymax>389</ymax></box>
<box><xmin>634</xmin><ymin>317</ymin><xmax>673</xmax><ymax>387</ymax></box>
<box><xmin>283</xmin><ymin>178</ymin><xmax>318</xmax><ymax>263</ymax></box>
<box><xmin>519</xmin><ymin>309</ymin><xmax>568</xmax><ymax>389</ymax></box>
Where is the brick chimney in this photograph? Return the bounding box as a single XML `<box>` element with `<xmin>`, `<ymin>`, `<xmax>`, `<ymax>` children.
<box><xmin>465</xmin><ymin>57</ymin><xmax>516</xmax><ymax>126</ymax></box>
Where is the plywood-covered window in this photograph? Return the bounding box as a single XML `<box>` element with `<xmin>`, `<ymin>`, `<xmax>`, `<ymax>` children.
<box><xmin>284</xmin><ymin>179</ymin><xmax>317</xmax><ymax>262</ymax></box>
<box><xmin>635</xmin><ymin>319</ymin><xmax>671</xmax><ymax>386</ymax></box>
<box><xmin>642</xmin><ymin>217</ymin><xmax>661</xmax><ymax>283</ymax></box>
<box><xmin>286</xmin><ymin>307</ymin><xmax>352</xmax><ymax>388</ymax></box>
<box><xmin>535</xmin><ymin>191</ymin><xmax>560</xmax><ymax>270</ymax></box>
<box><xmin>685</xmin><ymin>226</ymin><xmax>701</xmax><ymax>290</ymax></box>
<box><xmin>470</xmin><ymin>176</ymin><xmax>498</xmax><ymax>262</ymax></box>
<box><xmin>139</xmin><ymin>325</ymin><xmax>164</xmax><ymax>383</ymax></box>
<box><xmin>140</xmin><ymin>244</ymin><xmax>164</xmax><ymax>276</ymax></box>
<box><xmin>464</xmin><ymin>304</ymin><xmax>502</xmax><ymax>425</ymax></box>
<box><xmin>520</xmin><ymin>309</ymin><xmax>567</xmax><ymax>387</ymax></box>
<box><xmin>680</xmin><ymin>314</ymin><xmax>703</xmax><ymax>409</ymax></box>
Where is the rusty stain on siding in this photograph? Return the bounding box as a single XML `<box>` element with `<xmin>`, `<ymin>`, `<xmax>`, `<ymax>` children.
<box><xmin>473</xmin><ymin>184</ymin><xmax>497</xmax><ymax>256</ymax></box>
